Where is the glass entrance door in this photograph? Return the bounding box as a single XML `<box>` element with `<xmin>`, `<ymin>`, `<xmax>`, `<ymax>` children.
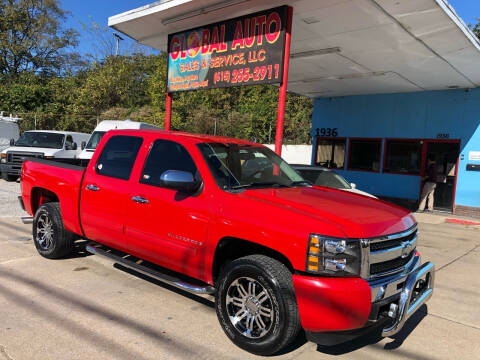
<box><xmin>423</xmin><ymin>141</ymin><xmax>460</xmax><ymax>212</ymax></box>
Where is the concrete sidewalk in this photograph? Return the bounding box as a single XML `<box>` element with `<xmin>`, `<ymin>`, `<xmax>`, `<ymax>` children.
<box><xmin>414</xmin><ymin>211</ymin><xmax>480</xmax><ymax>227</ymax></box>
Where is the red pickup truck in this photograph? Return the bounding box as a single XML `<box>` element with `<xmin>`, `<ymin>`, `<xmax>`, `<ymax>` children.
<box><xmin>19</xmin><ymin>130</ymin><xmax>434</xmax><ymax>355</ymax></box>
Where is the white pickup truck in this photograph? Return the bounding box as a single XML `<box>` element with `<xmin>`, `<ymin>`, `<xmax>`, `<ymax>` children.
<box><xmin>78</xmin><ymin>120</ymin><xmax>160</xmax><ymax>163</ymax></box>
<box><xmin>0</xmin><ymin>130</ymin><xmax>89</xmax><ymax>181</ymax></box>
<box><xmin>0</xmin><ymin>113</ymin><xmax>20</xmax><ymax>153</ymax></box>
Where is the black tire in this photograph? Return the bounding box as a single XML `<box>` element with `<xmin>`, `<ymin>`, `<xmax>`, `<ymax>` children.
<box><xmin>33</xmin><ymin>202</ymin><xmax>74</xmax><ymax>259</ymax></box>
<box><xmin>215</xmin><ymin>255</ymin><xmax>301</xmax><ymax>355</ymax></box>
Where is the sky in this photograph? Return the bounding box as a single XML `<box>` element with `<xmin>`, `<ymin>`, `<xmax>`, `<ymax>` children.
<box><xmin>59</xmin><ymin>0</ymin><xmax>480</xmax><ymax>57</ymax></box>
<box><xmin>60</xmin><ymin>0</ymin><xmax>154</xmax><ymax>57</ymax></box>
<box><xmin>449</xmin><ymin>0</ymin><xmax>479</xmax><ymax>26</ymax></box>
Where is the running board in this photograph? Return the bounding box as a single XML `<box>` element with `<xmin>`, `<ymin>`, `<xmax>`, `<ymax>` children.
<box><xmin>85</xmin><ymin>243</ymin><xmax>216</xmax><ymax>295</ymax></box>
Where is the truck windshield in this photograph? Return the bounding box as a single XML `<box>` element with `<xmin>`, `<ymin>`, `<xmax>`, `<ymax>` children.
<box><xmin>197</xmin><ymin>143</ymin><xmax>309</xmax><ymax>190</ymax></box>
<box><xmin>86</xmin><ymin>131</ymin><xmax>107</xmax><ymax>150</ymax></box>
<box><xmin>296</xmin><ymin>169</ymin><xmax>351</xmax><ymax>189</ymax></box>
<box><xmin>15</xmin><ymin>132</ymin><xmax>65</xmax><ymax>149</ymax></box>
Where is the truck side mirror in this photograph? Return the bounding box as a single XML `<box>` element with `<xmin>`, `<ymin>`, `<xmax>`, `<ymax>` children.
<box><xmin>159</xmin><ymin>170</ymin><xmax>200</xmax><ymax>192</ymax></box>
<box><xmin>81</xmin><ymin>141</ymin><xmax>86</xmax><ymax>150</ymax></box>
<box><xmin>9</xmin><ymin>139</ymin><xmax>15</xmax><ymax>146</ymax></box>
<box><xmin>72</xmin><ymin>142</ymin><xmax>78</xmax><ymax>150</ymax></box>
<box><xmin>350</xmin><ymin>183</ymin><xmax>356</xmax><ymax>189</ymax></box>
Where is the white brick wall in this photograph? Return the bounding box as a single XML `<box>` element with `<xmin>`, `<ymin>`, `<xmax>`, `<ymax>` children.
<box><xmin>263</xmin><ymin>144</ymin><xmax>312</xmax><ymax>165</ymax></box>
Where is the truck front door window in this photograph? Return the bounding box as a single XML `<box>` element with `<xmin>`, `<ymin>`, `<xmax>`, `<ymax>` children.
<box><xmin>140</xmin><ymin>139</ymin><xmax>198</xmax><ymax>187</ymax></box>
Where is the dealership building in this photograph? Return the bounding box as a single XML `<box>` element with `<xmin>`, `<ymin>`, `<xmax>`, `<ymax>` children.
<box><xmin>109</xmin><ymin>0</ymin><xmax>480</xmax><ymax>216</ymax></box>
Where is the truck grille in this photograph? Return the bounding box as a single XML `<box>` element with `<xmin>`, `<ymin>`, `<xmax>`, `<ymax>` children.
<box><xmin>6</xmin><ymin>151</ymin><xmax>44</xmax><ymax>169</ymax></box>
<box><xmin>370</xmin><ymin>250</ymin><xmax>414</xmax><ymax>275</ymax></box>
<box><xmin>369</xmin><ymin>229</ymin><xmax>417</xmax><ymax>252</ymax></box>
<box><xmin>364</xmin><ymin>225</ymin><xmax>418</xmax><ymax>279</ymax></box>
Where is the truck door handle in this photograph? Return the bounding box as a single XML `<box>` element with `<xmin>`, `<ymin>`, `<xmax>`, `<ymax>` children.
<box><xmin>85</xmin><ymin>184</ymin><xmax>99</xmax><ymax>192</ymax></box>
<box><xmin>132</xmin><ymin>196</ymin><xmax>149</xmax><ymax>204</ymax></box>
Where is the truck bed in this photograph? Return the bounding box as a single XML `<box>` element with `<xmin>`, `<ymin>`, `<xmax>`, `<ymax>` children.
<box><xmin>21</xmin><ymin>159</ymin><xmax>86</xmax><ymax>236</ymax></box>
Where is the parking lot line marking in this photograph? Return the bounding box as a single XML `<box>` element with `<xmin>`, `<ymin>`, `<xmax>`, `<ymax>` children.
<box><xmin>0</xmin><ymin>256</ymin><xmax>36</xmax><ymax>265</ymax></box>
<box><xmin>436</xmin><ymin>244</ymin><xmax>479</xmax><ymax>272</ymax></box>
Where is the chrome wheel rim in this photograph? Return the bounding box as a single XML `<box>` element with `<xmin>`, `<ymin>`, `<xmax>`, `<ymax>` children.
<box><xmin>225</xmin><ymin>276</ymin><xmax>274</xmax><ymax>339</ymax></box>
<box><xmin>36</xmin><ymin>213</ymin><xmax>54</xmax><ymax>250</ymax></box>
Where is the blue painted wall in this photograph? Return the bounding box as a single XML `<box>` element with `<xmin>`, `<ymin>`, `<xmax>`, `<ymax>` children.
<box><xmin>311</xmin><ymin>88</ymin><xmax>480</xmax><ymax>208</ymax></box>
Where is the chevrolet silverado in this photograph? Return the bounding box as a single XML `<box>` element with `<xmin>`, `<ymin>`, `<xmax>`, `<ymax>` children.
<box><xmin>19</xmin><ymin>130</ymin><xmax>435</xmax><ymax>355</ymax></box>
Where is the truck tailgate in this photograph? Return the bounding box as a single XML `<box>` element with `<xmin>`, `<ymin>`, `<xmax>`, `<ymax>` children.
<box><xmin>21</xmin><ymin>159</ymin><xmax>86</xmax><ymax>236</ymax></box>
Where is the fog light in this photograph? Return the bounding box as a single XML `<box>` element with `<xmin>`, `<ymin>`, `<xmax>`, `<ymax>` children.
<box><xmin>388</xmin><ymin>303</ymin><xmax>398</xmax><ymax>318</ymax></box>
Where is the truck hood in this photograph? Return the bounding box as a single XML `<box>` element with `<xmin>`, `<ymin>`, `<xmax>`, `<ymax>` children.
<box><xmin>239</xmin><ymin>186</ymin><xmax>415</xmax><ymax>238</ymax></box>
<box><xmin>4</xmin><ymin>147</ymin><xmax>61</xmax><ymax>155</ymax></box>
<box><xmin>78</xmin><ymin>149</ymin><xmax>94</xmax><ymax>160</ymax></box>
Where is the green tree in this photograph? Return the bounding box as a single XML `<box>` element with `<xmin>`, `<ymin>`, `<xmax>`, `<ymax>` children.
<box><xmin>73</xmin><ymin>54</ymin><xmax>157</xmax><ymax>115</ymax></box>
<box><xmin>472</xmin><ymin>18</ymin><xmax>480</xmax><ymax>39</ymax></box>
<box><xmin>0</xmin><ymin>0</ymin><xmax>80</xmax><ymax>77</ymax></box>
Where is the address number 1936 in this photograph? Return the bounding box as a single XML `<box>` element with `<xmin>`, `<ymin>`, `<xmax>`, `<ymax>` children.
<box><xmin>317</xmin><ymin>128</ymin><xmax>338</xmax><ymax>137</ymax></box>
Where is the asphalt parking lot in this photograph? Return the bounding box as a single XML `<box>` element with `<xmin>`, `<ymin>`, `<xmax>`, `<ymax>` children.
<box><xmin>0</xmin><ymin>180</ymin><xmax>479</xmax><ymax>360</ymax></box>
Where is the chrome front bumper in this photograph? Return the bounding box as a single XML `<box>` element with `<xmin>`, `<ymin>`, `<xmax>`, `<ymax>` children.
<box><xmin>368</xmin><ymin>253</ymin><xmax>435</xmax><ymax>337</ymax></box>
<box><xmin>381</xmin><ymin>261</ymin><xmax>435</xmax><ymax>337</ymax></box>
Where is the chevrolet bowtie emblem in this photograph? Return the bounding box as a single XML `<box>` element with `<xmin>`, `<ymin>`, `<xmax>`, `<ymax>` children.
<box><xmin>401</xmin><ymin>241</ymin><xmax>413</xmax><ymax>258</ymax></box>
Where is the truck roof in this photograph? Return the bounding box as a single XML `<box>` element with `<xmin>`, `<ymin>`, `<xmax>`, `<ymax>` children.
<box><xmin>94</xmin><ymin>119</ymin><xmax>161</xmax><ymax>131</ymax></box>
<box><xmin>108</xmin><ymin>129</ymin><xmax>258</xmax><ymax>146</ymax></box>
<box><xmin>25</xmin><ymin>130</ymin><xmax>89</xmax><ymax>136</ymax></box>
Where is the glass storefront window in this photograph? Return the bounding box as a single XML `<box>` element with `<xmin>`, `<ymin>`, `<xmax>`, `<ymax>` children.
<box><xmin>315</xmin><ymin>139</ymin><xmax>346</xmax><ymax>169</ymax></box>
<box><xmin>348</xmin><ymin>139</ymin><xmax>381</xmax><ymax>172</ymax></box>
<box><xmin>384</xmin><ymin>140</ymin><xmax>422</xmax><ymax>174</ymax></box>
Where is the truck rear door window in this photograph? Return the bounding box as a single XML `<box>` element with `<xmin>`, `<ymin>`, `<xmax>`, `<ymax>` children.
<box><xmin>140</xmin><ymin>139</ymin><xmax>198</xmax><ymax>187</ymax></box>
<box><xmin>96</xmin><ymin>135</ymin><xmax>143</xmax><ymax>180</ymax></box>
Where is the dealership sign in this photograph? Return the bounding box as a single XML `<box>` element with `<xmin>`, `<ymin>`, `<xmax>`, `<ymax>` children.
<box><xmin>167</xmin><ymin>6</ymin><xmax>288</xmax><ymax>92</ymax></box>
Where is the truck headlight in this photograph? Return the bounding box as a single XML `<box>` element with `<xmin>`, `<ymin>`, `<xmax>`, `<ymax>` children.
<box><xmin>1</xmin><ymin>153</ymin><xmax>6</xmax><ymax>163</ymax></box>
<box><xmin>306</xmin><ymin>234</ymin><xmax>361</xmax><ymax>276</ymax></box>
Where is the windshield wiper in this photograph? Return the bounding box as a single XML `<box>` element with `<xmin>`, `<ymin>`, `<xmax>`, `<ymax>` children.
<box><xmin>230</xmin><ymin>181</ymin><xmax>289</xmax><ymax>190</ymax></box>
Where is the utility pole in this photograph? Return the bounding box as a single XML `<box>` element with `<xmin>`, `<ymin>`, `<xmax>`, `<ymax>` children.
<box><xmin>113</xmin><ymin>33</ymin><xmax>124</xmax><ymax>56</ymax></box>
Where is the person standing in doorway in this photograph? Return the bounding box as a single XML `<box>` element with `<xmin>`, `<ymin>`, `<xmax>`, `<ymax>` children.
<box><xmin>418</xmin><ymin>154</ymin><xmax>438</xmax><ymax>212</ymax></box>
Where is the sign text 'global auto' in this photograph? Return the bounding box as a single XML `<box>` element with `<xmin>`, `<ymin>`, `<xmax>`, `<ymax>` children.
<box><xmin>167</xmin><ymin>6</ymin><xmax>288</xmax><ymax>92</ymax></box>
